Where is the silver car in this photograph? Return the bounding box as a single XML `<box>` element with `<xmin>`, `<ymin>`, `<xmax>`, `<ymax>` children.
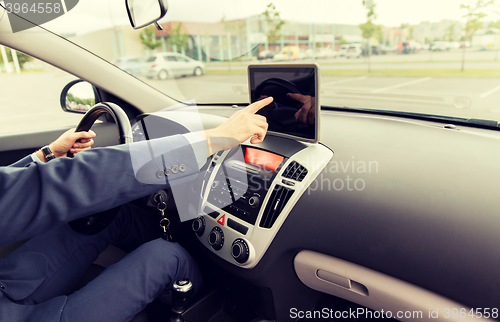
<box><xmin>141</xmin><ymin>53</ymin><xmax>205</xmax><ymax>80</ymax></box>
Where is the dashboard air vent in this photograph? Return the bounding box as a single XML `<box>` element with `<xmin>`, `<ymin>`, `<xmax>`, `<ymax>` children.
<box><xmin>260</xmin><ymin>185</ymin><xmax>294</xmax><ymax>228</ymax></box>
<box><xmin>282</xmin><ymin>161</ymin><xmax>308</xmax><ymax>182</ymax></box>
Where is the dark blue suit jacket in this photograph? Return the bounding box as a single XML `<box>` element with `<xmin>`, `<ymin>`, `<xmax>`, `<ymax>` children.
<box><xmin>0</xmin><ymin>134</ymin><xmax>204</xmax><ymax>321</ymax></box>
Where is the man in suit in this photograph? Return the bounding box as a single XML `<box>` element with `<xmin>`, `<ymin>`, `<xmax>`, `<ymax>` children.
<box><xmin>0</xmin><ymin>97</ymin><xmax>273</xmax><ymax>322</ymax></box>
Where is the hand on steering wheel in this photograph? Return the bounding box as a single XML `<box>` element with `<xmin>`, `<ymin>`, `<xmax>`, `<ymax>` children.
<box><xmin>51</xmin><ymin>128</ymin><xmax>96</xmax><ymax>157</ymax></box>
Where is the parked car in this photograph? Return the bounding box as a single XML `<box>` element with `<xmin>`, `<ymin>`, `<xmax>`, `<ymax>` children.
<box><xmin>460</xmin><ymin>41</ymin><xmax>471</xmax><ymax>48</ymax></box>
<box><xmin>430</xmin><ymin>41</ymin><xmax>451</xmax><ymax>51</ymax></box>
<box><xmin>449</xmin><ymin>42</ymin><xmax>461</xmax><ymax>50</ymax></box>
<box><xmin>273</xmin><ymin>46</ymin><xmax>300</xmax><ymax>61</ymax></box>
<box><xmin>141</xmin><ymin>53</ymin><xmax>205</xmax><ymax>80</ymax></box>
<box><xmin>339</xmin><ymin>44</ymin><xmax>350</xmax><ymax>56</ymax></box>
<box><xmin>257</xmin><ymin>50</ymin><xmax>276</xmax><ymax>60</ymax></box>
<box><xmin>114</xmin><ymin>56</ymin><xmax>144</xmax><ymax>75</ymax></box>
<box><xmin>321</xmin><ymin>48</ymin><xmax>339</xmax><ymax>59</ymax></box>
<box><xmin>346</xmin><ymin>44</ymin><xmax>363</xmax><ymax>58</ymax></box>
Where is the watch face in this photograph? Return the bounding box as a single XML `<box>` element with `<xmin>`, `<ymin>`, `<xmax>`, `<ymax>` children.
<box><xmin>42</xmin><ymin>146</ymin><xmax>56</xmax><ymax>161</ymax></box>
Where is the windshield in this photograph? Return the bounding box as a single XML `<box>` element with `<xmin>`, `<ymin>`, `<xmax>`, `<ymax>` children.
<box><xmin>8</xmin><ymin>0</ymin><xmax>500</xmax><ymax>123</ymax></box>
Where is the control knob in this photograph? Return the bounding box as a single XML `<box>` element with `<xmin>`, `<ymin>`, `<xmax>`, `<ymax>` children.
<box><xmin>231</xmin><ymin>238</ymin><xmax>250</xmax><ymax>264</ymax></box>
<box><xmin>192</xmin><ymin>216</ymin><xmax>205</xmax><ymax>237</ymax></box>
<box><xmin>208</xmin><ymin>227</ymin><xmax>224</xmax><ymax>251</ymax></box>
<box><xmin>248</xmin><ymin>195</ymin><xmax>260</xmax><ymax>208</ymax></box>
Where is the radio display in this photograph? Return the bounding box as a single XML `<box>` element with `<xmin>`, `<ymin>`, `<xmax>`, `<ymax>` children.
<box><xmin>244</xmin><ymin>147</ymin><xmax>284</xmax><ymax>172</ymax></box>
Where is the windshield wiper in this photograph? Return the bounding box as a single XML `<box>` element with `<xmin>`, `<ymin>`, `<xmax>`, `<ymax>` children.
<box><xmin>322</xmin><ymin>106</ymin><xmax>500</xmax><ymax>130</ymax></box>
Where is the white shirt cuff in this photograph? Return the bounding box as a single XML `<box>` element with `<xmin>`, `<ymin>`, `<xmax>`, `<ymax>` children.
<box><xmin>31</xmin><ymin>152</ymin><xmax>41</xmax><ymax>162</ymax></box>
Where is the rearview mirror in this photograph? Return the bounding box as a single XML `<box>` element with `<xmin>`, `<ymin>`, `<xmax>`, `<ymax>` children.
<box><xmin>60</xmin><ymin>80</ymin><xmax>99</xmax><ymax>114</ymax></box>
<box><xmin>126</xmin><ymin>0</ymin><xmax>168</xmax><ymax>29</ymax></box>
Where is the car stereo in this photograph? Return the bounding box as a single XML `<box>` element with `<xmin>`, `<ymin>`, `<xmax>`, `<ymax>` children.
<box><xmin>204</xmin><ymin>146</ymin><xmax>286</xmax><ymax>226</ymax></box>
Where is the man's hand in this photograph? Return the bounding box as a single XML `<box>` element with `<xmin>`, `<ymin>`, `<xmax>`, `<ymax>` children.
<box><xmin>36</xmin><ymin>129</ymin><xmax>96</xmax><ymax>162</ymax></box>
<box><xmin>287</xmin><ymin>93</ymin><xmax>316</xmax><ymax>125</ymax></box>
<box><xmin>203</xmin><ymin>97</ymin><xmax>272</xmax><ymax>156</ymax></box>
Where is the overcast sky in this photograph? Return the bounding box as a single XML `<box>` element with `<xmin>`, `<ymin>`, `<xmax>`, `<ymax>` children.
<box><xmin>43</xmin><ymin>0</ymin><xmax>500</xmax><ymax>35</ymax></box>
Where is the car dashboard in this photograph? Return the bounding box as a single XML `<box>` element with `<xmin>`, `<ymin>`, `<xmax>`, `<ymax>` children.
<box><xmin>139</xmin><ymin>108</ymin><xmax>500</xmax><ymax>321</ymax></box>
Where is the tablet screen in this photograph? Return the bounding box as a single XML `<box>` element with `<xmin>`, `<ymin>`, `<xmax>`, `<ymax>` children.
<box><xmin>248</xmin><ymin>64</ymin><xmax>319</xmax><ymax>143</ymax></box>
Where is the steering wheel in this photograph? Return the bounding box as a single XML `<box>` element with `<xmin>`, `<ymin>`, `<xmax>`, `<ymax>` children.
<box><xmin>254</xmin><ymin>77</ymin><xmax>305</xmax><ymax>102</ymax></box>
<box><xmin>254</xmin><ymin>77</ymin><xmax>309</xmax><ymax>129</ymax></box>
<box><xmin>68</xmin><ymin>102</ymin><xmax>132</xmax><ymax>235</ymax></box>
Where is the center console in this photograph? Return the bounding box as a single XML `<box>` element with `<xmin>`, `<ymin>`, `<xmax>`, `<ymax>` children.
<box><xmin>192</xmin><ymin>63</ymin><xmax>332</xmax><ymax>268</ymax></box>
<box><xmin>192</xmin><ymin>136</ymin><xmax>332</xmax><ymax>268</ymax></box>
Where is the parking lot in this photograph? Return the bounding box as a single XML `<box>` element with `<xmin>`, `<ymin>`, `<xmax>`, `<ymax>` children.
<box><xmin>2</xmin><ymin>50</ymin><xmax>500</xmax><ymax>135</ymax></box>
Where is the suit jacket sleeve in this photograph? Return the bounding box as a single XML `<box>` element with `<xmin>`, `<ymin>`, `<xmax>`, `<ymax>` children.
<box><xmin>0</xmin><ymin>134</ymin><xmax>205</xmax><ymax>246</ymax></box>
<box><xmin>7</xmin><ymin>155</ymin><xmax>34</xmax><ymax>168</ymax></box>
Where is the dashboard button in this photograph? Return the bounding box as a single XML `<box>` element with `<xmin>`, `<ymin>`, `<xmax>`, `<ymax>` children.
<box><xmin>204</xmin><ymin>206</ymin><xmax>219</xmax><ymax>219</ymax></box>
<box><xmin>235</xmin><ymin>223</ymin><xmax>248</xmax><ymax>235</ymax></box>
<box><xmin>227</xmin><ymin>218</ymin><xmax>238</xmax><ymax>230</ymax></box>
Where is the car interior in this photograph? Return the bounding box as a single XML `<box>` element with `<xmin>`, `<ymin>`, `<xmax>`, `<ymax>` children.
<box><xmin>1</xmin><ymin>1</ymin><xmax>499</xmax><ymax>321</ymax></box>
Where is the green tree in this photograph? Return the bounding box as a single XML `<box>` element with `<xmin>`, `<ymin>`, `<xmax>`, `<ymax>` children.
<box><xmin>140</xmin><ymin>26</ymin><xmax>163</xmax><ymax>51</ymax></box>
<box><xmin>359</xmin><ymin>0</ymin><xmax>382</xmax><ymax>72</ymax></box>
<box><xmin>168</xmin><ymin>23</ymin><xmax>189</xmax><ymax>53</ymax></box>
<box><xmin>407</xmin><ymin>25</ymin><xmax>415</xmax><ymax>40</ymax></box>
<box><xmin>0</xmin><ymin>48</ymin><xmax>33</xmax><ymax>70</ymax></box>
<box><xmin>460</xmin><ymin>0</ymin><xmax>492</xmax><ymax>70</ymax></box>
<box><xmin>221</xmin><ymin>17</ymin><xmax>247</xmax><ymax>60</ymax></box>
<box><xmin>445</xmin><ymin>24</ymin><xmax>456</xmax><ymax>42</ymax></box>
<box><xmin>262</xmin><ymin>3</ymin><xmax>285</xmax><ymax>44</ymax></box>
<box><xmin>489</xmin><ymin>20</ymin><xmax>500</xmax><ymax>28</ymax></box>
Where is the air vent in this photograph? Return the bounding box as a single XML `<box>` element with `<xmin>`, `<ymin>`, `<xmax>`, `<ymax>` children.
<box><xmin>260</xmin><ymin>185</ymin><xmax>294</xmax><ymax>228</ymax></box>
<box><xmin>282</xmin><ymin>161</ymin><xmax>308</xmax><ymax>182</ymax></box>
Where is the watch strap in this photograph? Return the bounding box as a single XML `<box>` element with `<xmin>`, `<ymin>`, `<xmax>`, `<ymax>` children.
<box><xmin>41</xmin><ymin>145</ymin><xmax>56</xmax><ymax>161</ymax></box>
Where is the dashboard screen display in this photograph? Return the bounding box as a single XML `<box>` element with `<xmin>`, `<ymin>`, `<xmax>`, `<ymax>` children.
<box><xmin>244</xmin><ymin>147</ymin><xmax>284</xmax><ymax>172</ymax></box>
<box><xmin>248</xmin><ymin>64</ymin><xmax>319</xmax><ymax>143</ymax></box>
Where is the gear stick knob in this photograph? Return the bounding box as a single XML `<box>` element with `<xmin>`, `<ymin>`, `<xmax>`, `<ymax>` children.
<box><xmin>170</xmin><ymin>278</ymin><xmax>194</xmax><ymax>322</ymax></box>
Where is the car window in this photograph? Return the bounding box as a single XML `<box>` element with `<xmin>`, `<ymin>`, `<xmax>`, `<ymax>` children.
<box><xmin>166</xmin><ymin>56</ymin><xmax>178</xmax><ymax>62</ymax></box>
<box><xmin>176</xmin><ymin>57</ymin><xmax>189</xmax><ymax>62</ymax></box>
<box><xmin>5</xmin><ymin>0</ymin><xmax>500</xmax><ymax>124</ymax></box>
<box><xmin>0</xmin><ymin>46</ymin><xmax>83</xmax><ymax>135</ymax></box>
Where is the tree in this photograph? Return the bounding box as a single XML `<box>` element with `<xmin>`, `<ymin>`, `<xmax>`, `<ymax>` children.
<box><xmin>460</xmin><ymin>0</ymin><xmax>492</xmax><ymax>70</ymax></box>
<box><xmin>262</xmin><ymin>3</ymin><xmax>285</xmax><ymax>45</ymax></box>
<box><xmin>359</xmin><ymin>0</ymin><xmax>382</xmax><ymax>72</ymax></box>
<box><xmin>489</xmin><ymin>20</ymin><xmax>500</xmax><ymax>29</ymax></box>
<box><xmin>140</xmin><ymin>26</ymin><xmax>163</xmax><ymax>51</ymax></box>
<box><xmin>168</xmin><ymin>23</ymin><xmax>189</xmax><ymax>53</ymax></box>
<box><xmin>0</xmin><ymin>47</ymin><xmax>33</xmax><ymax>70</ymax></box>
<box><xmin>407</xmin><ymin>25</ymin><xmax>415</xmax><ymax>41</ymax></box>
<box><xmin>221</xmin><ymin>16</ymin><xmax>247</xmax><ymax>60</ymax></box>
<box><xmin>445</xmin><ymin>24</ymin><xmax>456</xmax><ymax>42</ymax></box>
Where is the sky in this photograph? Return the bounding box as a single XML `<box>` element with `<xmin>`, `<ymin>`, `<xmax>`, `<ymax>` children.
<box><xmin>41</xmin><ymin>0</ymin><xmax>500</xmax><ymax>36</ymax></box>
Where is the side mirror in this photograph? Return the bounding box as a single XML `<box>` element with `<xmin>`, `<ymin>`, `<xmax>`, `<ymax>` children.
<box><xmin>60</xmin><ymin>80</ymin><xmax>100</xmax><ymax>114</ymax></box>
<box><xmin>126</xmin><ymin>0</ymin><xmax>168</xmax><ymax>29</ymax></box>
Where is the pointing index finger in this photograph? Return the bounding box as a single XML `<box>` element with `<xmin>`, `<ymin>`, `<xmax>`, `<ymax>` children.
<box><xmin>245</xmin><ymin>96</ymin><xmax>274</xmax><ymax>114</ymax></box>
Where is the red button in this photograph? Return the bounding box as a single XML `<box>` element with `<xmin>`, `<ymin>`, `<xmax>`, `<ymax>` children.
<box><xmin>217</xmin><ymin>214</ymin><xmax>225</xmax><ymax>225</ymax></box>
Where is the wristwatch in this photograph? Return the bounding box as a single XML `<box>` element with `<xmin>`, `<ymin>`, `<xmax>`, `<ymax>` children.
<box><xmin>41</xmin><ymin>145</ymin><xmax>56</xmax><ymax>161</ymax></box>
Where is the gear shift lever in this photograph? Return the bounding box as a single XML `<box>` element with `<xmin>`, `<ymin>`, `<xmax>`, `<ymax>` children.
<box><xmin>170</xmin><ymin>278</ymin><xmax>194</xmax><ymax>322</ymax></box>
